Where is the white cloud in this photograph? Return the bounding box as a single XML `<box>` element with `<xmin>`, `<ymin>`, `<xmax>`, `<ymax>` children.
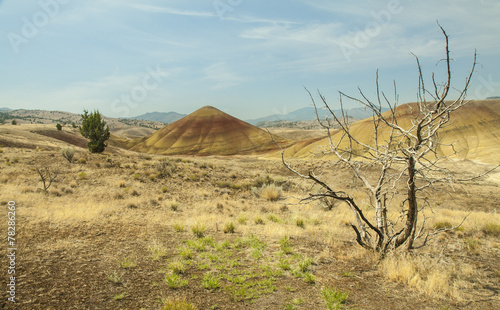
<box><xmin>203</xmin><ymin>62</ymin><xmax>243</xmax><ymax>89</ymax></box>
<box><xmin>129</xmin><ymin>4</ymin><xmax>215</xmax><ymax>18</ymax></box>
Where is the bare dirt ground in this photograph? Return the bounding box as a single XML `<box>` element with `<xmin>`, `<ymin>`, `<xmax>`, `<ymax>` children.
<box><xmin>0</xmin><ymin>145</ymin><xmax>499</xmax><ymax>309</ymax></box>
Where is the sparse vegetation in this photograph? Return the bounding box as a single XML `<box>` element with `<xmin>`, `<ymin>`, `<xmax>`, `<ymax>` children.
<box><xmin>201</xmin><ymin>273</ymin><xmax>220</xmax><ymax>290</ymax></box>
<box><xmin>257</xmin><ymin>183</ymin><xmax>283</xmax><ymax>201</ymax></box>
<box><xmin>107</xmin><ymin>271</ymin><xmax>124</xmax><ymax>284</ymax></box>
<box><xmin>191</xmin><ymin>223</ymin><xmax>206</xmax><ymax>238</ymax></box>
<box><xmin>223</xmin><ymin>222</ymin><xmax>235</xmax><ymax>234</ymax></box>
<box><xmin>60</xmin><ymin>147</ymin><xmax>75</xmax><ymax>163</ymax></box>
<box><xmin>162</xmin><ymin>298</ymin><xmax>198</xmax><ymax>310</ymax></box>
<box><xmin>119</xmin><ymin>257</ymin><xmax>137</xmax><ymax>269</ymax></box>
<box><xmin>321</xmin><ymin>286</ymin><xmax>348</xmax><ymax>310</ymax></box>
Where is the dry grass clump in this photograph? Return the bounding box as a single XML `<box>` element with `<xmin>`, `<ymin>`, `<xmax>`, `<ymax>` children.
<box><xmin>380</xmin><ymin>253</ymin><xmax>475</xmax><ymax>299</ymax></box>
<box><xmin>0</xmin><ymin>175</ymin><xmax>8</xmax><ymax>184</ymax></box>
<box><xmin>162</xmin><ymin>298</ymin><xmax>198</xmax><ymax>310</ymax></box>
<box><xmin>117</xmin><ymin>180</ymin><xmax>127</xmax><ymax>188</ymax></box>
<box><xmin>482</xmin><ymin>222</ymin><xmax>500</xmax><ymax>237</ymax></box>
<box><xmin>223</xmin><ymin>222</ymin><xmax>236</xmax><ymax>234</ymax></box>
<box><xmin>257</xmin><ymin>184</ymin><xmax>283</xmax><ymax>201</ymax></box>
<box><xmin>191</xmin><ymin>223</ymin><xmax>205</xmax><ymax>238</ymax></box>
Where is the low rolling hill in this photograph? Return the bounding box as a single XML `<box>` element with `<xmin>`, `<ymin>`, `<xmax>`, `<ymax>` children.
<box><xmin>279</xmin><ymin>99</ymin><xmax>500</xmax><ymax>165</ymax></box>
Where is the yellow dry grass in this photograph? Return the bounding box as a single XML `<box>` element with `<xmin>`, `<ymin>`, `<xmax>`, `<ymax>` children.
<box><xmin>0</xmin><ymin>142</ymin><xmax>498</xmax><ymax>308</ymax></box>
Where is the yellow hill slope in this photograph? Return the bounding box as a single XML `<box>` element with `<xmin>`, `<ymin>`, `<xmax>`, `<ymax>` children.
<box><xmin>282</xmin><ymin>99</ymin><xmax>500</xmax><ymax>165</ymax></box>
<box><xmin>130</xmin><ymin>106</ymin><xmax>290</xmax><ymax>156</ymax></box>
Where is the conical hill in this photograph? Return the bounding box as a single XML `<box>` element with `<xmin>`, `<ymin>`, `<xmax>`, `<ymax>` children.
<box><xmin>131</xmin><ymin>106</ymin><xmax>288</xmax><ymax>155</ymax></box>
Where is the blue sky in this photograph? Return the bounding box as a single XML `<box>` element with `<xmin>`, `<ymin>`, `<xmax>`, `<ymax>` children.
<box><xmin>1</xmin><ymin>0</ymin><xmax>499</xmax><ymax>120</ymax></box>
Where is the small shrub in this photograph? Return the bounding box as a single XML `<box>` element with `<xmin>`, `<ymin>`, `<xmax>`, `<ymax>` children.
<box><xmin>77</xmin><ymin>172</ymin><xmax>87</xmax><ymax>179</ymax></box>
<box><xmin>156</xmin><ymin>159</ymin><xmax>177</xmax><ymax>178</ymax></box>
<box><xmin>237</xmin><ymin>216</ymin><xmax>247</xmax><ymax>225</ymax></box>
<box><xmin>79</xmin><ymin>158</ymin><xmax>87</xmax><ymax>164</ymax></box>
<box><xmin>259</xmin><ymin>184</ymin><xmax>282</xmax><ymax>201</ymax></box>
<box><xmin>223</xmin><ymin>222</ymin><xmax>235</xmax><ymax>234</ymax></box>
<box><xmin>132</xmin><ymin>173</ymin><xmax>140</xmax><ymax>180</ymax></box>
<box><xmin>161</xmin><ymin>186</ymin><xmax>168</xmax><ymax>193</ymax></box>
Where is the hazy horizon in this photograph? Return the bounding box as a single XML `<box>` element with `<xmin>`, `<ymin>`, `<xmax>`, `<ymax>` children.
<box><xmin>1</xmin><ymin>0</ymin><xmax>499</xmax><ymax>120</ymax></box>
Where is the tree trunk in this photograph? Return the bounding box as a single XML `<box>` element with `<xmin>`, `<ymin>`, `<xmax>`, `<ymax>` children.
<box><xmin>396</xmin><ymin>156</ymin><xmax>418</xmax><ymax>248</ymax></box>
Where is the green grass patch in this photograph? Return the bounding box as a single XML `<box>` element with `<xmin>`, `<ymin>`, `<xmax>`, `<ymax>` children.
<box><xmin>202</xmin><ymin>273</ymin><xmax>220</xmax><ymax>290</ymax></box>
<box><xmin>322</xmin><ymin>286</ymin><xmax>348</xmax><ymax>310</ymax></box>
<box><xmin>164</xmin><ymin>273</ymin><xmax>188</xmax><ymax>289</ymax></box>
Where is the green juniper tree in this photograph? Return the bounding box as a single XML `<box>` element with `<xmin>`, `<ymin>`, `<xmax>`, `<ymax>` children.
<box><xmin>79</xmin><ymin>110</ymin><xmax>110</xmax><ymax>153</ymax></box>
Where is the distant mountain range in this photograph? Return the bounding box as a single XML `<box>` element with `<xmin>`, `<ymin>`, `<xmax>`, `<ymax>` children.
<box><xmin>129</xmin><ymin>106</ymin><xmax>385</xmax><ymax>125</ymax></box>
<box><xmin>0</xmin><ymin>107</ymin><xmax>11</xmax><ymax>111</ymax></box>
<box><xmin>129</xmin><ymin>112</ymin><xmax>186</xmax><ymax>124</ymax></box>
<box><xmin>245</xmin><ymin>106</ymin><xmax>386</xmax><ymax>125</ymax></box>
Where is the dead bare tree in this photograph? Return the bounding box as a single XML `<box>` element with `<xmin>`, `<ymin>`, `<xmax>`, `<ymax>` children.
<box><xmin>276</xmin><ymin>25</ymin><xmax>491</xmax><ymax>258</ymax></box>
<box><xmin>36</xmin><ymin>166</ymin><xmax>59</xmax><ymax>192</ymax></box>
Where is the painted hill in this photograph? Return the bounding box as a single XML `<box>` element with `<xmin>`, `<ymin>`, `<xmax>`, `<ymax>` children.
<box><xmin>130</xmin><ymin>106</ymin><xmax>290</xmax><ymax>155</ymax></box>
<box><xmin>280</xmin><ymin>99</ymin><xmax>500</xmax><ymax>165</ymax></box>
